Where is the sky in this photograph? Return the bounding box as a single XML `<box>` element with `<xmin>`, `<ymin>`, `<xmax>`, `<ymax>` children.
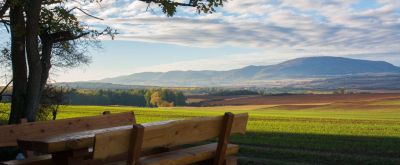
<box><xmin>2</xmin><ymin>0</ymin><xmax>400</xmax><ymax>83</ymax></box>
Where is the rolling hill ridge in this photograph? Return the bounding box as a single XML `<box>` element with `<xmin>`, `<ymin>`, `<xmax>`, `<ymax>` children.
<box><xmin>94</xmin><ymin>56</ymin><xmax>400</xmax><ymax>87</ymax></box>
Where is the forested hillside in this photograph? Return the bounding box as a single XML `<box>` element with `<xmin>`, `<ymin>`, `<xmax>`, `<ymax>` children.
<box><xmin>97</xmin><ymin>57</ymin><xmax>400</xmax><ymax>86</ymax></box>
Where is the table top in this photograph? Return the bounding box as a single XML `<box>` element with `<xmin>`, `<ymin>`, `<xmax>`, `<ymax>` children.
<box><xmin>17</xmin><ymin>120</ymin><xmax>176</xmax><ymax>153</ymax></box>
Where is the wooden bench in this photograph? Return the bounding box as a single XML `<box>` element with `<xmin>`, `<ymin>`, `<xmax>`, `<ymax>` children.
<box><xmin>0</xmin><ymin>111</ymin><xmax>135</xmax><ymax>163</ymax></box>
<box><xmin>2</xmin><ymin>112</ymin><xmax>248</xmax><ymax>165</ymax></box>
<box><xmin>90</xmin><ymin>112</ymin><xmax>248</xmax><ymax>165</ymax></box>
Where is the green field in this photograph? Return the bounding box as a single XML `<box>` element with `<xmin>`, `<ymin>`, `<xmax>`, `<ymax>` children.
<box><xmin>1</xmin><ymin>99</ymin><xmax>400</xmax><ymax>164</ymax></box>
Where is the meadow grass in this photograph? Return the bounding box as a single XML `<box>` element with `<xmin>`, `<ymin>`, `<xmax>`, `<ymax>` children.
<box><xmin>1</xmin><ymin>99</ymin><xmax>400</xmax><ymax>164</ymax></box>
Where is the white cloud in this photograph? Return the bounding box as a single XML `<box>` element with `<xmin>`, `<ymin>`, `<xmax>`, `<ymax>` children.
<box><xmin>46</xmin><ymin>0</ymin><xmax>400</xmax><ymax>82</ymax></box>
<box><xmin>69</xmin><ymin>0</ymin><xmax>399</xmax><ymax>56</ymax></box>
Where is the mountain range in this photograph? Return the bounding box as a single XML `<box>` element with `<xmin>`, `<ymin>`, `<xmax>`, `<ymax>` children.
<box><xmin>92</xmin><ymin>56</ymin><xmax>400</xmax><ymax>87</ymax></box>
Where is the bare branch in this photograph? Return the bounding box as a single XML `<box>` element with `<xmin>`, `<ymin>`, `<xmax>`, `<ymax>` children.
<box><xmin>67</xmin><ymin>7</ymin><xmax>103</xmax><ymax>20</ymax></box>
<box><xmin>0</xmin><ymin>2</ymin><xmax>9</xmax><ymax>32</ymax></box>
<box><xmin>0</xmin><ymin>78</ymin><xmax>12</xmax><ymax>97</ymax></box>
<box><xmin>0</xmin><ymin>18</ymin><xmax>10</xmax><ymax>32</ymax></box>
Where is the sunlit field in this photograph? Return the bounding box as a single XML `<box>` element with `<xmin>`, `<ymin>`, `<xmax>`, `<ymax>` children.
<box><xmin>1</xmin><ymin>98</ymin><xmax>400</xmax><ymax>164</ymax></box>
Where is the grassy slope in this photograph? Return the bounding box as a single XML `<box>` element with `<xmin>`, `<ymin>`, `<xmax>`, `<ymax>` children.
<box><xmin>1</xmin><ymin>99</ymin><xmax>400</xmax><ymax>164</ymax></box>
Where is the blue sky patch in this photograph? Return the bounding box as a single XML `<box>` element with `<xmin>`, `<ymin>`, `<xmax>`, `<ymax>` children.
<box><xmin>351</xmin><ymin>0</ymin><xmax>382</xmax><ymax>11</ymax></box>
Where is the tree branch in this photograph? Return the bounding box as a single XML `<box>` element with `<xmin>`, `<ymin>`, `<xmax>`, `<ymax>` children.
<box><xmin>68</xmin><ymin>7</ymin><xmax>103</xmax><ymax>20</ymax></box>
<box><xmin>0</xmin><ymin>79</ymin><xmax>12</xmax><ymax>101</ymax></box>
<box><xmin>42</xmin><ymin>0</ymin><xmax>62</xmax><ymax>5</ymax></box>
<box><xmin>0</xmin><ymin>18</ymin><xmax>10</xmax><ymax>32</ymax></box>
<box><xmin>1</xmin><ymin>19</ymin><xmax>9</xmax><ymax>24</ymax></box>
<box><xmin>0</xmin><ymin>0</ymin><xmax>9</xmax><ymax>18</ymax></box>
<box><xmin>48</xmin><ymin>31</ymin><xmax>89</xmax><ymax>43</ymax></box>
<box><xmin>139</xmin><ymin>0</ymin><xmax>199</xmax><ymax>7</ymax></box>
<box><xmin>1</xmin><ymin>1</ymin><xmax>11</xmax><ymax>33</ymax></box>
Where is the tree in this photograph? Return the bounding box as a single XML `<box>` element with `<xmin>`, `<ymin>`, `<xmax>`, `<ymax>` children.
<box><xmin>150</xmin><ymin>91</ymin><xmax>162</xmax><ymax>107</ymax></box>
<box><xmin>150</xmin><ymin>91</ymin><xmax>174</xmax><ymax>107</ymax></box>
<box><xmin>37</xmin><ymin>85</ymin><xmax>66</xmax><ymax>121</ymax></box>
<box><xmin>1</xmin><ymin>0</ymin><xmax>104</xmax><ymax>123</ymax></box>
<box><xmin>174</xmin><ymin>91</ymin><xmax>186</xmax><ymax>106</ymax></box>
<box><xmin>144</xmin><ymin>90</ymin><xmax>152</xmax><ymax>107</ymax></box>
<box><xmin>0</xmin><ymin>0</ymin><xmax>226</xmax><ymax>123</ymax></box>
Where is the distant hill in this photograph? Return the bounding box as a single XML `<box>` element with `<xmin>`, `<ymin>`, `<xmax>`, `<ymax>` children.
<box><xmin>252</xmin><ymin>56</ymin><xmax>400</xmax><ymax>79</ymax></box>
<box><xmin>94</xmin><ymin>56</ymin><xmax>400</xmax><ymax>87</ymax></box>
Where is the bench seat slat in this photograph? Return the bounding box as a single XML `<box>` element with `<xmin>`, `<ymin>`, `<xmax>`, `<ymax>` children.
<box><xmin>105</xmin><ymin>143</ymin><xmax>239</xmax><ymax>165</ymax></box>
<box><xmin>140</xmin><ymin>143</ymin><xmax>239</xmax><ymax>165</ymax></box>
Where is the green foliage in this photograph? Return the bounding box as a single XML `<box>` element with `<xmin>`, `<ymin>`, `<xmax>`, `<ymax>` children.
<box><xmin>0</xmin><ymin>103</ymin><xmax>10</xmax><ymax>124</ymax></box>
<box><xmin>159</xmin><ymin>0</ymin><xmax>177</xmax><ymax>17</ymax></box>
<box><xmin>40</xmin><ymin>6</ymin><xmax>81</xmax><ymax>34</ymax></box>
<box><xmin>174</xmin><ymin>92</ymin><xmax>186</xmax><ymax>105</ymax></box>
<box><xmin>65</xmin><ymin>88</ymin><xmax>186</xmax><ymax>107</ymax></box>
<box><xmin>36</xmin><ymin>85</ymin><xmax>66</xmax><ymax>121</ymax></box>
<box><xmin>145</xmin><ymin>0</ymin><xmax>227</xmax><ymax>17</ymax></box>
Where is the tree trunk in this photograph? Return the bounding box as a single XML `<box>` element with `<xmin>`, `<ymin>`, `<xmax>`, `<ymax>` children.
<box><xmin>8</xmin><ymin>4</ymin><xmax>27</xmax><ymax>124</ymax></box>
<box><xmin>39</xmin><ymin>36</ymin><xmax>53</xmax><ymax>93</ymax></box>
<box><xmin>24</xmin><ymin>0</ymin><xmax>43</xmax><ymax>122</ymax></box>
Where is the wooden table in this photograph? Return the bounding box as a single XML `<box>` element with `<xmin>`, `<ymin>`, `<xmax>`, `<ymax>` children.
<box><xmin>17</xmin><ymin>120</ymin><xmax>176</xmax><ymax>164</ymax></box>
<box><xmin>16</xmin><ymin>114</ymin><xmax>248</xmax><ymax>165</ymax></box>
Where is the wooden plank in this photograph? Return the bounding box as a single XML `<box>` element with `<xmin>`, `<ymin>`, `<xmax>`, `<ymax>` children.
<box><xmin>17</xmin><ymin>113</ymin><xmax>248</xmax><ymax>154</ymax></box>
<box><xmin>214</xmin><ymin>112</ymin><xmax>234</xmax><ymax>165</ymax></box>
<box><xmin>1</xmin><ymin>111</ymin><xmax>135</xmax><ymax>147</ymax></box>
<box><xmin>96</xmin><ymin>143</ymin><xmax>239</xmax><ymax>165</ymax></box>
<box><xmin>142</xmin><ymin>113</ymin><xmax>248</xmax><ymax>150</ymax></box>
<box><xmin>91</xmin><ymin>124</ymin><xmax>145</xmax><ymax>164</ymax></box>
<box><xmin>17</xmin><ymin>125</ymin><xmax>133</xmax><ymax>153</ymax></box>
<box><xmin>224</xmin><ymin>156</ymin><xmax>237</xmax><ymax>165</ymax></box>
<box><xmin>91</xmin><ymin>113</ymin><xmax>248</xmax><ymax>162</ymax></box>
<box><xmin>140</xmin><ymin>143</ymin><xmax>239</xmax><ymax>165</ymax></box>
<box><xmin>127</xmin><ymin>125</ymin><xmax>145</xmax><ymax>165</ymax></box>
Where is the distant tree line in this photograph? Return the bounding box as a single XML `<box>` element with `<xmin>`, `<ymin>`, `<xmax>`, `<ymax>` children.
<box><xmin>65</xmin><ymin>89</ymin><xmax>186</xmax><ymax>107</ymax></box>
<box><xmin>209</xmin><ymin>90</ymin><xmax>260</xmax><ymax>96</ymax></box>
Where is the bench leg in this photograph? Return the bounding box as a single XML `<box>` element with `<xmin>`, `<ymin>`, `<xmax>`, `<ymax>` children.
<box><xmin>23</xmin><ymin>150</ymin><xmax>35</xmax><ymax>158</ymax></box>
<box><xmin>196</xmin><ymin>156</ymin><xmax>237</xmax><ymax>165</ymax></box>
<box><xmin>52</xmin><ymin>149</ymin><xmax>90</xmax><ymax>165</ymax></box>
<box><xmin>197</xmin><ymin>159</ymin><xmax>213</xmax><ymax>165</ymax></box>
<box><xmin>52</xmin><ymin>151</ymin><xmax>71</xmax><ymax>165</ymax></box>
<box><xmin>225</xmin><ymin>156</ymin><xmax>237</xmax><ymax>165</ymax></box>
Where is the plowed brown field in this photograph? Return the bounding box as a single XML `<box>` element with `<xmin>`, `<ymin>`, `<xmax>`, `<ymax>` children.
<box><xmin>188</xmin><ymin>93</ymin><xmax>400</xmax><ymax>106</ymax></box>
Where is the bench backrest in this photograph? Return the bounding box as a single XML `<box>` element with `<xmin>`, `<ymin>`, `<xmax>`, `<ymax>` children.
<box><xmin>92</xmin><ymin>113</ymin><xmax>248</xmax><ymax>162</ymax></box>
<box><xmin>0</xmin><ymin>112</ymin><xmax>135</xmax><ymax>147</ymax></box>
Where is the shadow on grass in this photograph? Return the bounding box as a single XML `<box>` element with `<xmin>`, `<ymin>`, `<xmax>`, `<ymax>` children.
<box><xmin>232</xmin><ymin>131</ymin><xmax>400</xmax><ymax>165</ymax></box>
